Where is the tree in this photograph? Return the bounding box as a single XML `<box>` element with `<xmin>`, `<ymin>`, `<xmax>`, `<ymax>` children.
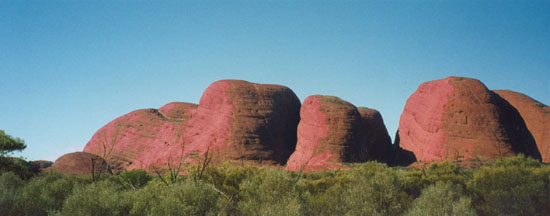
<box><xmin>0</xmin><ymin>130</ymin><xmax>26</xmax><ymax>157</ymax></box>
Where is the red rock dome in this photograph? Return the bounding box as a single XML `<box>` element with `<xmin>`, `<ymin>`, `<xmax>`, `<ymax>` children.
<box><xmin>49</xmin><ymin>152</ymin><xmax>110</xmax><ymax>175</ymax></box>
<box><xmin>398</xmin><ymin>77</ymin><xmax>540</xmax><ymax>162</ymax></box>
<box><xmin>494</xmin><ymin>90</ymin><xmax>550</xmax><ymax>162</ymax></box>
<box><xmin>286</xmin><ymin>95</ymin><xmax>366</xmax><ymax>171</ymax></box>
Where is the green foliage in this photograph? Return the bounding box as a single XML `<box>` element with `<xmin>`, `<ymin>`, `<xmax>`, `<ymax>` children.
<box><xmin>236</xmin><ymin>168</ymin><xmax>301</xmax><ymax>216</ymax></box>
<box><xmin>0</xmin><ymin>155</ymin><xmax>548</xmax><ymax>215</ymax></box>
<box><xmin>120</xmin><ymin>169</ymin><xmax>152</xmax><ymax>190</ymax></box>
<box><xmin>403</xmin><ymin>161</ymin><xmax>472</xmax><ymax>198</ymax></box>
<box><xmin>491</xmin><ymin>153</ymin><xmax>541</xmax><ymax>168</ymax></box>
<box><xmin>61</xmin><ymin>178</ymin><xmax>131</xmax><ymax>216</ymax></box>
<box><xmin>0</xmin><ymin>156</ymin><xmax>35</xmax><ymax>179</ymax></box>
<box><xmin>0</xmin><ymin>131</ymin><xmax>34</xmax><ymax>179</ymax></box>
<box><xmin>130</xmin><ymin>179</ymin><xmax>221</xmax><ymax>215</ymax></box>
<box><xmin>0</xmin><ymin>172</ymin><xmax>25</xmax><ymax>214</ymax></box>
<box><xmin>300</xmin><ymin>162</ymin><xmax>411</xmax><ymax>216</ymax></box>
<box><xmin>0</xmin><ymin>130</ymin><xmax>26</xmax><ymax>156</ymax></box>
<box><xmin>468</xmin><ymin>160</ymin><xmax>549</xmax><ymax>216</ymax></box>
<box><xmin>13</xmin><ymin>171</ymin><xmax>85</xmax><ymax>216</ymax></box>
<box><xmin>406</xmin><ymin>182</ymin><xmax>477</xmax><ymax>216</ymax></box>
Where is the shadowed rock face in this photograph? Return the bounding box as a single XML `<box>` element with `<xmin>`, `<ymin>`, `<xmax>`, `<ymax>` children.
<box><xmin>357</xmin><ymin>107</ymin><xmax>394</xmax><ymax>163</ymax></box>
<box><xmin>398</xmin><ymin>77</ymin><xmax>540</xmax><ymax>162</ymax></box>
<box><xmin>29</xmin><ymin>160</ymin><xmax>53</xmax><ymax>170</ymax></box>
<box><xmin>49</xmin><ymin>152</ymin><xmax>110</xmax><ymax>176</ymax></box>
<box><xmin>495</xmin><ymin>90</ymin><xmax>550</xmax><ymax>162</ymax></box>
<box><xmin>286</xmin><ymin>95</ymin><xmax>366</xmax><ymax>171</ymax></box>
<box><xmin>83</xmin><ymin>80</ymin><xmax>300</xmax><ymax>171</ymax></box>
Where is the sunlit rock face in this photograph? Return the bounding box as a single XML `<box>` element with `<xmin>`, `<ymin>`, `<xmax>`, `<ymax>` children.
<box><xmin>495</xmin><ymin>90</ymin><xmax>550</xmax><ymax>162</ymax></box>
<box><xmin>286</xmin><ymin>95</ymin><xmax>368</xmax><ymax>171</ymax></box>
<box><xmin>84</xmin><ymin>80</ymin><xmax>301</xmax><ymax>172</ymax></box>
<box><xmin>49</xmin><ymin>152</ymin><xmax>110</xmax><ymax>175</ymax></box>
<box><xmin>398</xmin><ymin>77</ymin><xmax>540</xmax><ymax>162</ymax></box>
<box><xmin>83</xmin><ymin>106</ymin><xmax>193</xmax><ymax>173</ymax></box>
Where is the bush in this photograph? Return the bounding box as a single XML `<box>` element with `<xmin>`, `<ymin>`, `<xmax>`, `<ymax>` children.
<box><xmin>406</xmin><ymin>182</ymin><xmax>477</xmax><ymax>216</ymax></box>
<box><xmin>13</xmin><ymin>172</ymin><xmax>84</xmax><ymax>216</ymax></box>
<box><xmin>120</xmin><ymin>169</ymin><xmax>151</xmax><ymax>190</ymax></box>
<box><xmin>300</xmin><ymin>163</ymin><xmax>411</xmax><ymax>216</ymax></box>
<box><xmin>61</xmin><ymin>179</ymin><xmax>131</xmax><ymax>216</ymax></box>
<box><xmin>130</xmin><ymin>179</ymin><xmax>221</xmax><ymax>215</ymax></box>
<box><xmin>468</xmin><ymin>163</ymin><xmax>547</xmax><ymax>216</ymax></box>
<box><xmin>403</xmin><ymin>162</ymin><xmax>471</xmax><ymax>198</ymax></box>
<box><xmin>236</xmin><ymin>168</ymin><xmax>301</xmax><ymax>216</ymax></box>
<box><xmin>0</xmin><ymin>172</ymin><xmax>25</xmax><ymax>214</ymax></box>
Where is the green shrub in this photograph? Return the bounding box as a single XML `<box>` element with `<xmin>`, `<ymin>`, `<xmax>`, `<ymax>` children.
<box><xmin>468</xmin><ymin>164</ymin><xmax>547</xmax><ymax>216</ymax></box>
<box><xmin>0</xmin><ymin>172</ymin><xmax>25</xmax><ymax>214</ymax></box>
<box><xmin>236</xmin><ymin>168</ymin><xmax>301</xmax><ymax>216</ymax></box>
<box><xmin>403</xmin><ymin>162</ymin><xmax>471</xmax><ymax>198</ymax></box>
<box><xmin>120</xmin><ymin>169</ymin><xmax>151</xmax><ymax>190</ymax></box>
<box><xmin>301</xmin><ymin>163</ymin><xmax>411</xmax><ymax>216</ymax></box>
<box><xmin>61</xmin><ymin>179</ymin><xmax>132</xmax><ymax>216</ymax></box>
<box><xmin>406</xmin><ymin>182</ymin><xmax>477</xmax><ymax>216</ymax></box>
<box><xmin>130</xmin><ymin>179</ymin><xmax>221</xmax><ymax>216</ymax></box>
<box><xmin>14</xmin><ymin>171</ymin><xmax>84</xmax><ymax>216</ymax></box>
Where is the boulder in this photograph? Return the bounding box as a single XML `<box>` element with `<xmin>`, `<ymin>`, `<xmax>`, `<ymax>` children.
<box><xmin>398</xmin><ymin>77</ymin><xmax>540</xmax><ymax>162</ymax></box>
<box><xmin>49</xmin><ymin>152</ymin><xmax>110</xmax><ymax>176</ymax></box>
<box><xmin>494</xmin><ymin>90</ymin><xmax>550</xmax><ymax>162</ymax></box>
<box><xmin>286</xmin><ymin>95</ymin><xmax>366</xmax><ymax>171</ymax></box>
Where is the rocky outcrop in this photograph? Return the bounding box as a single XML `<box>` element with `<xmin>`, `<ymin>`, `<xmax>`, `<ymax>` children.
<box><xmin>29</xmin><ymin>160</ymin><xmax>53</xmax><ymax>170</ymax></box>
<box><xmin>179</xmin><ymin>80</ymin><xmax>301</xmax><ymax>165</ymax></box>
<box><xmin>84</xmin><ymin>80</ymin><xmax>301</xmax><ymax>171</ymax></box>
<box><xmin>158</xmin><ymin>102</ymin><xmax>198</xmax><ymax>120</ymax></box>
<box><xmin>357</xmin><ymin>107</ymin><xmax>394</xmax><ymax>163</ymax></box>
<box><xmin>49</xmin><ymin>152</ymin><xmax>110</xmax><ymax>175</ymax></box>
<box><xmin>83</xmin><ymin>108</ymin><xmax>190</xmax><ymax>173</ymax></box>
<box><xmin>286</xmin><ymin>95</ymin><xmax>366</xmax><ymax>171</ymax></box>
<box><xmin>398</xmin><ymin>77</ymin><xmax>540</xmax><ymax>162</ymax></box>
<box><xmin>495</xmin><ymin>90</ymin><xmax>550</xmax><ymax>162</ymax></box>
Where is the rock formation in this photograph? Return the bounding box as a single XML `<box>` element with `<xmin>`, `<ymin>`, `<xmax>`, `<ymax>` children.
<box><xmin>495</xmin><ymin>90</ymin><xmax>550</xmax><ymax>162</ymax></box>
<box><xmin>83</xmin><ymin>108</ymin><xmax>190</xmax><ymax>173</ymax></box>
<box><xmin>49</xmin><ymin>152</ymin><xmax>110</xmax><ymax>175</ymax></box>
<box><xmin>29</xmin><ymin>160</ymin><xmax>53</xmax><ymax>170</ymax></box>
<box><xmin>84</xmin><ymin>80</ymin><xmax>301</xmax><ymax>171</ymax></box>
<box><xmin>398</xmin><ymin>77</ymin><xmax>540</xmax><ymax>162</ymax></box>
<box><xmin>179</xmin><ymin>80</ymin><xmax>301</xmax><ymax>165</ymax></box>
<box><xmin>357</xmin><ymin>107</ymin><xmax>394</xmax><ymax>163</ymax></box>
<box><xmin>286</xmin><ymin>95</ymin><xmax>366</xmax><ymax>171</ymax></box>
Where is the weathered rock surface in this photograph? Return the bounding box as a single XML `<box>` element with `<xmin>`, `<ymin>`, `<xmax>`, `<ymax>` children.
<box><xmin>158</xmin><ymin>102</ymin><xmax>198</xmax><ymax>120</ymax></box>
<box><xmin>179</xmin><ymin>80</ymin><xmax>301</xmax><ymax>165</ymax></box>
<box><xmin>83</xmin><ymin>108</ymin><xmax>190</xmax><ymax>173</ymax></box>
<box><xmin>357</xmin><ymin>107</ymin><xmax>394</xmax><ymax>163</ymax></box>
<box><xmin>286</xmin><ymin>95</ymin><xmax>366</xmax><ymax>171</ymax></box>
<box><xmin>398</xmin><ymin>77</ymin><xmax>540</xmax><ymax>162</ymax></box>
<box><xmin>84</xmin><ymin>80</ymin><xmax>301</xmax><ymax>171</ymax></box>
<box><xmin>49</xmin><ymin>152</ymin><xmax>110</xmax><ymax>175</ymax></box>
<box><xmin>495</xmin><ymin>90</ymin><xmax>550</xmax><ymax>162</ymax></box>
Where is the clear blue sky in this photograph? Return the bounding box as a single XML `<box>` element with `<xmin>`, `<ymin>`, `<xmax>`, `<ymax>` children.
<box><xmin>1</xmin><ymin>0</ymin><xmax>549</xmax><ymax>161</ymax></box>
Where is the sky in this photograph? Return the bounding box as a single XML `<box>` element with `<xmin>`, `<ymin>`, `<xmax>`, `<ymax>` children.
<box><xmin>1</xmin><ymin>0</ymin><xmax>549</xmax><ymax>161</ymax></box>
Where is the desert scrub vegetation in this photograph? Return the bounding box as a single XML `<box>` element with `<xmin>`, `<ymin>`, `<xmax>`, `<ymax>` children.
<box><xmin>1</xmin><ymin>154</ymin><xmax>549</xmax><ymax>216</ymax></box>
